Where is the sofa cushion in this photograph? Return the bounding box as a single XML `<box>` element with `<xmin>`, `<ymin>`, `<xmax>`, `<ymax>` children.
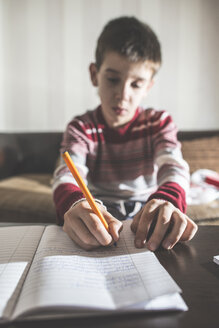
<box><xmin>0</xmin><ymin>174</ymin><xmax>56</xmax><ymax>223</ymax></box>
<box><xmin>181</xmin><ymin>136</ymin><xmax>219</xmax><ymax>174</ymax></box>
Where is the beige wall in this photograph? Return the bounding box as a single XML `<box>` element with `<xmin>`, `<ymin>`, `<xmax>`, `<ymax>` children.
<box><xmin>0</xmin><ymin>0</ymin><xmax>219</xmax><ymax>131</ymax></box>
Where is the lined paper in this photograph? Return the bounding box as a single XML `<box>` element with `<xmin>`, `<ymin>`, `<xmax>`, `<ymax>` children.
<box><xmin>0</xmin><ymin>225</ymin><xmax>45</xmax><ymax>319</ymax></box>
<box><xmin>13</xmin><ymin>220</ymin><xmax>181</xmax><ymax>318</ymax></box>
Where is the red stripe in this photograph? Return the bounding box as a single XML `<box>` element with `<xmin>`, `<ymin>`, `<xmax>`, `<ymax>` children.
<box><xmin>147</xmin><ymin>181</ymin><xmax>187</xmax><ymax>213</ymax></box>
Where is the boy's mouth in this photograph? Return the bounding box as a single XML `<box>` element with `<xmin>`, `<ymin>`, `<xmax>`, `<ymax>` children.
<box><xmin>112</xmin><ymin>106</ymin><xmax>127</xmax><ymax>116</ymax></box>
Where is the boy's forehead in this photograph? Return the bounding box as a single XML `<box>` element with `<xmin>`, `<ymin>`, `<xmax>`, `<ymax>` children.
<box><xmin>100</xmin><ymin>51</ymin><xmax>154</xmax><ymax>79</ymax></box>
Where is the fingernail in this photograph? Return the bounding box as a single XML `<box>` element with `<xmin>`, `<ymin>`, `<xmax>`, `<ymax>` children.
<box><xmin>148</xmin><ymin>242</ymin><xmax>157</xmax><ymax>251</ymax></box>
<box><xmin>163</xmin><ymin>241</ymin><xmax>172</xmax><ymax>249</ymax></box>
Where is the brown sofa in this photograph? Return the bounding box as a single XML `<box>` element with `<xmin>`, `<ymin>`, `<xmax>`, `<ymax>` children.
<box><xmin>0</xmin><ymin>131</ymin><xmax>219</xmax><ymax>225</ymax></box>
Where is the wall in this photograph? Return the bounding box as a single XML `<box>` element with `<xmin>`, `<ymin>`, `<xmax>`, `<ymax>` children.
<box><xmin>0</xmin><ymin>0</ymin><xmax>219</xmax><ymax>132</ymax></box>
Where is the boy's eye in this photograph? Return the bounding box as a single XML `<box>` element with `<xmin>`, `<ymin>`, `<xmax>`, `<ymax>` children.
<box><xmin>132</xmin><ymin>81</ymin><xmax>143</xmax><ymax>89</ymax></box>
<box><xmin>107</xmin><ymin>78</ymin><xmax>119</xmax><ymax>84</ymax></box>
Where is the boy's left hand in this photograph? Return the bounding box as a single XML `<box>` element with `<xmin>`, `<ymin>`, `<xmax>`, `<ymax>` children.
<box><xmin>131</xmin><ymin>199</ymin><xmax>198</xmax><ymax>251</ymax></box>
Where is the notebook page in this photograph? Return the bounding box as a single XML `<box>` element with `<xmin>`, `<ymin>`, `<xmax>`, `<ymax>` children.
<box><xmin>123</xmin><ymin>221</ymin><xmax>181</xmax><ymax>299</ymax></box>
<box><xmin>13</xmin><ymin>220</ymin><xmax>180</xmax><ymax>318</ymax></box>
<box><xmin>0</xmin><ymin>225</ymin><xmax>45</xmax><ymax>320</ymax></box>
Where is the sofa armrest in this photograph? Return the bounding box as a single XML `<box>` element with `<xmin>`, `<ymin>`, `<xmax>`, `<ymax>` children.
<box><xmin>0</xmin><ymin>134</ymin><xmax>21</xmax><ymax>179</ymax></box>
<box><xmin>0</xmin><ymin>132</ymin><xmax>62</xmax><ymax>179</ymax></box>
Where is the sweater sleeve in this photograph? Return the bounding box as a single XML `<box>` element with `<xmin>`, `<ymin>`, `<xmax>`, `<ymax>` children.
<box><xmin>147</xmin><ymin>111</ymin><xmax>190</xmax><ymax>213</ymax></box>
<box><xmin>52</xmin><ymin>118</ymin><xmax>90</xmax><ymax>225</ymax></box>
<box><xmin>147</xmin><ymin>181</ymin><xmax>187</xmax><ymax>213</ymax></box>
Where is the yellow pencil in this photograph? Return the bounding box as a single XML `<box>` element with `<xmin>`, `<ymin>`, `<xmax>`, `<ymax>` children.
<box><xmin>62</xmin><ymin>151</ymin><xmax>109</xmax><ymax>231</ymax></box>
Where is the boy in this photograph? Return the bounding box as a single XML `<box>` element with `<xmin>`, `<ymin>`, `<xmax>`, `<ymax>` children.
<box><xmin>53</xmin><ymin>16</ymin><xmax>197</xmax><ymax>251</ymax></box>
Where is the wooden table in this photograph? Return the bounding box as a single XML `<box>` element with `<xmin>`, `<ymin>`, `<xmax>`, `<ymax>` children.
<box><xmin>4</xmin><ymin>226</ymin><xmax>219</xmax><ymax>328</ymax></box>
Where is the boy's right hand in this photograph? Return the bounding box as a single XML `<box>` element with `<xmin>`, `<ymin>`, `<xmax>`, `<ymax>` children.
<box><xmin>63</xmin><ymin>200</ymin><xmax>123</xmax><ymax>250</ymax></box>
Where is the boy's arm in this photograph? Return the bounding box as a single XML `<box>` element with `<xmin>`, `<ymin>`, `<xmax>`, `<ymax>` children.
<box><xmin>53</xmin><ymin>119</ymin><xmax>89</xmax><ymax>224</ymax></box>
<box><xmin>131</xmin><ymin>110</ymin><xmax>197</xmax><ymax>250</ymax></box>
<box><xmin>52</xmin><ymin>119</ymin><xmax>122</xmax><ymax>249</ymax></box>
<box><xmin>148</xmin><ymin>110</ymin><xmax>190</xmax><ymax>212</ymax></box>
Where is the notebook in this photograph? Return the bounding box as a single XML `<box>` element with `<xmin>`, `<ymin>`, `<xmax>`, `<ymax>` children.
<box><xmin>0</xmin><ymin>219</ymin><xmax>187</xmax><ymax>323</ymax></box>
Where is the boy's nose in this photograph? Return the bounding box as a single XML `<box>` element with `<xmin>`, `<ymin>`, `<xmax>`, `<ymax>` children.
<box><xmin>115</xmin><ymin>83</ymin><xmax>129</xmax><ymax>101</ymax></box>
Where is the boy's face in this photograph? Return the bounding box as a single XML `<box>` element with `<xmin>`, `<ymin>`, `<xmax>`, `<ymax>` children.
<box><xmin>89</xmin><ymin>51</ymin><xmax>154</xmax><ymax>128</ymax></box>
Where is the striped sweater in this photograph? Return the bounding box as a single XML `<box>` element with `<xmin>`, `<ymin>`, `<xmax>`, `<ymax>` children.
<box><xmin>53</xmin><ymin>106</ymin><xmax>190</xmax><ymax>224</ymax></box>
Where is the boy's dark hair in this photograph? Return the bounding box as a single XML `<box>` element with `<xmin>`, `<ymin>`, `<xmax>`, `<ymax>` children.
<box><xmin>95</xmin><ymin>16</ymin><xmax>162</xmax><ymax>74</ymax></box>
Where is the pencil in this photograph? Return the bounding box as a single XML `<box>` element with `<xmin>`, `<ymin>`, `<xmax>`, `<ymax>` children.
<box><xmin>62</xmin><ymin>151</ymin><xmax>109</xmax><ymax>231</ymax></box>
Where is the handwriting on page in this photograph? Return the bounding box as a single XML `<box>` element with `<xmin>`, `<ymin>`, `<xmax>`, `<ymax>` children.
<box><xmin>13</xmin><ymin>223</ymin><xmax>150</xmax><ymax>315</ymax></box>
<box><xmin>32</xmin><ymin>254</ymin><xmax>142</xmax><ymax>290</ymax></box>
<box><xmin>13</xmin><ymin>221</ymin><xmax>180</xmax><ymax>317</ymax></box>
<box><xmin>14</xmin><ymin>252</ymin><xmax>147</xmax><ymax>313</ymax></box>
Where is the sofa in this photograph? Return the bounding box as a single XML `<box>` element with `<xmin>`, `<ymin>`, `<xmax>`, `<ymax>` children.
<box><xmin>0</xmin><ymin>131</ymin><xmax>219</xmax><ymax>225</ymax></box>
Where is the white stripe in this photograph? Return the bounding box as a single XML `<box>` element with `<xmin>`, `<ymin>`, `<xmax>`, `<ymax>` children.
<box><xmin>88</xmin><ymin>175</ymin><xmax>158</xmax><ymax>202</ymax></box>
<box><xmin>86</xmin><ymin>128</ymin><xmax>102</xmax><ymax>134</ymax></box>
<box><xmin>156</xmin><ymin>148</ymin><xmax>189</xmax><ymax>171</ymax></box>
<box><xmin>132</xmin><ymin>124</ymin><xmax>147</xmax><ymax>132</ymax></box>
<box><xmin>52</xmin><ymin>176</ymin><xmax>74</xmax><ymax>191</ymax></box>
<box><xmin>132</xmin><ymin>111</ymin><xmax>170</xmax><ymax>132</ymax></box>
<box><xmin>158</xmin><ymin>175</ymin><xmax>190</xmax><ymax>193</ymax></box>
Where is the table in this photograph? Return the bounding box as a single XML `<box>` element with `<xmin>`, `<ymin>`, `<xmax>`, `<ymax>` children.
<box><xmin>3</xmin><ymin>225</ymin><xmax>219</xmax><ymax>328</ymax></box>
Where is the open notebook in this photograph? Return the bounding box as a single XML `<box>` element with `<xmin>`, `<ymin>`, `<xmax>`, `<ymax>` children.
<box><xmin>0</xmin><ymin>220</ymin><xmax>187</xmax><ymax>323</ymax></box>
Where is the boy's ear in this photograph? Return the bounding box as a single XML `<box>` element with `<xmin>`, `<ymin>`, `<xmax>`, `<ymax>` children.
<box><xmin>89</xmin><ymin>63</ymin><xmax>98</xmax><ymax>87</ymax></box>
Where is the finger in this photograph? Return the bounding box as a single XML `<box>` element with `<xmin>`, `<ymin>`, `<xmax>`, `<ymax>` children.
<box><xmin>81</xmin><ymin>211</ymin><xmax>113</xmax><ymax>246</ymax></box>
<box><xmin>63</xmin><ymin>214</ymin><xmax>100</xmax><ymax>249</ymax></box>
<box><xmin>104</xmin><ymin>210</ymin><xmax>123</xmax><ymax>242</ymax></box>
<box><xmin>161</xmin><ymin>211</ymin><xmax>187</xmax><ymax>249</ymax></box>
<box><xmin>73</xmin><ymin>202</ymin><xmax>114</xmax><ymax>246</ymax></box>
<box><xmin>147</xmin><ymin>202</ymin><xmax>173</xmax><ymax>251</ymax></box>
<box><xmin>131</xmin><ymin>200</ymin><xmax>155</xmax><ymax>233</ymax></box>
<box><xmin>134</xmin><ymin>200</ymin><xmax>161</xmax><ymax>248</ymax></box>
<box><xmin>94</xmin><ymin>204</ymin><xmax>123</xmax><ymax>242</ymax></box>
<box><xmin>131</xmin><ymin>208</ymin><xmax>142</xmax><ymax>233</ymax></box>
<box><xmin>179</xmin><ymin>217</ymin><xmax>198</xmax><ymax>241</ymax></box>
<box><xmin>63</xmin><ymin>225</ymin><xmax>100</xmax><ymax>250</ymax></box>
<box><xmin>131</xmin><ymin>199</ymin><xmax>159</xmax><ymax>233</ymax></box>
<box><xmin>162</xmin><ymin>215</ymin><xmax>198</xmax><ymax>249</ymax></box>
